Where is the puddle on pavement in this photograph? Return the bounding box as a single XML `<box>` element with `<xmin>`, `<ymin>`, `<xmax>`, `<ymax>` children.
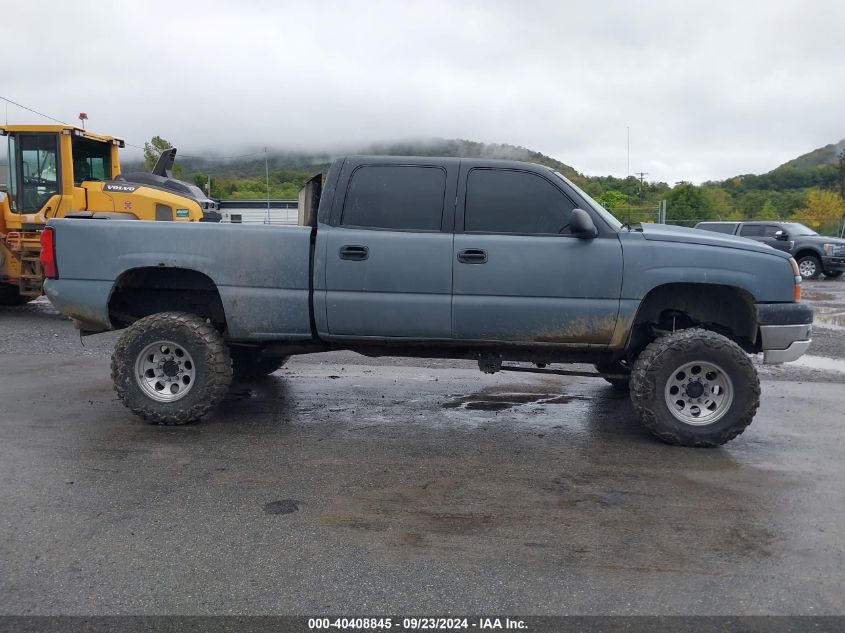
<box><xmin>264</xmin><ymin>499</ymin><xmax>300</xmax><ymax>515</ymax></box>
<box><xmin>224</xmin><ymin>386</ymin><xmax>255</xmax><ymax>401</ymax></box>
<box><xmin>443</xmin><ymin>391</ymin><xmax>581</xmax><ymax>411</ymax></box>
<box><xmin>814</xmin><ymin>310</ymin><xmax>845</xmax><ymax>328</ymax></box>
<box><xmin>802</xmin><ymin>290</ymin><xmax>836</xmax><ymax>302</ymax></box>
<box><xmin>790</xmin><ymin>355</ymin><xmax>845</xmax><ymax>373</ymax></box>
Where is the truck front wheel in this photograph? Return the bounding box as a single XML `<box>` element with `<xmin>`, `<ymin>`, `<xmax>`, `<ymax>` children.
<box><xmin>111</xmin><ymin>312</ymin><xmax>233</xmax><ymax>425</ymax></box>
<box><xmin>797</xmin><ymin>255</ymin><xmax>821</xmax><ymax>280</ymax></box>
<box><xmin>629</xmin><ymin>328</ymin><xmax>760</xmax><ymax>447</ymax></box>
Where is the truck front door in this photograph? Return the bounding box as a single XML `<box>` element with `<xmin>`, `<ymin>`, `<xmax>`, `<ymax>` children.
<box><xmin>451</xmin><ymin>166</ymin><xmax>623</xmax><ymax>345</ymax></box>
<box><xmin>321</xmin><ymin>161</ymin><xmax>457</xmax><ymax>339</ymax></box>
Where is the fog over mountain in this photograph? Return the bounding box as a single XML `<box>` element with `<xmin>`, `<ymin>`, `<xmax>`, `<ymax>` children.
<box><xmin>3</xmin><ymin>0</ymin><xmax>845</xmax><ymax>183</ymax></box>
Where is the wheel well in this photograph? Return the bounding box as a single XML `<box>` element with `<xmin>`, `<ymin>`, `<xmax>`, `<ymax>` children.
<box><xmin>794</xmin><ymin>249</ymin><xmax>821</xmax><ymax>261</ymax></box>
<box><xmin>108</xmin><ymin>267</ymin><xmax>226</xmax><ymax>330</ymax></box>
<box><xmin>628</xmin><ymin>283</ymin><xmax>758</xmax><ymax>357</ymax></box>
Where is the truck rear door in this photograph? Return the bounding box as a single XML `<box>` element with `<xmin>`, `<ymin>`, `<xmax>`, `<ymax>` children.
<box><xmin>319</xmin><ymin>159</ymin><xmax>458</xmax><ymax>339</ymax></box>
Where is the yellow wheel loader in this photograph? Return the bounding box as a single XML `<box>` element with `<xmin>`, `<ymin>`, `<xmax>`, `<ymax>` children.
<box><xmin>0</xmin><ymin>124</ymin><xmax>219</xmax><ymax>305</ymax></box>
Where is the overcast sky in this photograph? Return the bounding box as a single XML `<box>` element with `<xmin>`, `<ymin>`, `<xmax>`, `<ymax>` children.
<box><xmin>3</xmin><ymin>0</ymin><xmax>844</xmax><ymax>183</ymax></box>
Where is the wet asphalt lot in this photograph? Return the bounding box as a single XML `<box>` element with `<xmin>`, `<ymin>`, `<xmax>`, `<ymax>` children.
<box><xmin>1</xmin><ymin>280</ymin><xmax>844</xmax><ymax>615</ymax></box>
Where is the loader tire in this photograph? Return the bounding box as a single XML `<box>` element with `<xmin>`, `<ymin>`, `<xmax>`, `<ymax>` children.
<box><xmin>0</xmin><ymin>284</ymin><xmax>31</xmax><ymax>306</ymax></box>
<box><xmin>111</xmin><ymin>311</ymin><xmax>232</xmax><ymax>425</ymax></box>
<box><xmin>629</xmin><ymin>328</ymin><xmax>759</xmax><ymax>447</ymax></box>
<box><xmin>230</xmin><ymin>346</ymin><xmax>289</xmax><ymax>378</ymax></box>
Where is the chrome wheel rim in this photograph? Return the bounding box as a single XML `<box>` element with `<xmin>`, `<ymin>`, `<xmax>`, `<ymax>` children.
<box><xmin>663</xmin><ymin>361</ymin><xmax>733</xmax><ymax>426</ymax></box>
<box><xmin>135</xmin><ymin>340</ymin><xmax>196</xmax><ymax>402</ymax></box>
<box><xmin>799</xmin><ymin>259</ymin><xmax>816</xmax><ymax>278</ymax></box>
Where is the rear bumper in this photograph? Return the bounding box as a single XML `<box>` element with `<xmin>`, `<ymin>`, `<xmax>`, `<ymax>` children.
<box><xmin>757</xmin><ymin>302</ymin><xmax>813</xmax><ymax>364</ymax></box>
<box><xmin>43</xmin><ymin>278</ymin><xmax>114</xmax><ymax>334</ymax></box>
<box><xmin>821</xmin><ymin>255</ymin><xmax>845</xmax><ymax>272</ymax></box>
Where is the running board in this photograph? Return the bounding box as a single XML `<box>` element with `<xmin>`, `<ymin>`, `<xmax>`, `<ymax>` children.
<box><xmin>498</xmin><ymin>364</ymin><xmax>628</xmax><ymax>380</ymax></box>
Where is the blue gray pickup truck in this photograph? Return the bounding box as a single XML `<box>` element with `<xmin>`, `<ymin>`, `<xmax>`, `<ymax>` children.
<box><xmin>42</xmin><ymin>156</ymin><xmax>813</xmax><ymax>447</ymax></box>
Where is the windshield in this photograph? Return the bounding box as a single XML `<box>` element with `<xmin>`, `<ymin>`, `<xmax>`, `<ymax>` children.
<box><xmin>72</xmin><ymin>136</ymin><xmax>112</xmax><ymax>184</ymax></box>
<box><xmin>782</xmin><ymin>222</ymin><xmax>818</xmax><ymax>237</ymax></box>
<box><xmin>553</xmin><ymin>171</ymin><xmax>623</xmax><ymax>230</ymax></box>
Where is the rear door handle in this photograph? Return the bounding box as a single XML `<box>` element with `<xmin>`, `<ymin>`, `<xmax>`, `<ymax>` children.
<box><xmin>339</xmin><ymin>245</ymin><xmax>369</xmax><ymax>261</ymax></box>
<box><xmin>457</xmin><ymin>248</ymin><xmax>487</xmax><ymax>264</ymax></box>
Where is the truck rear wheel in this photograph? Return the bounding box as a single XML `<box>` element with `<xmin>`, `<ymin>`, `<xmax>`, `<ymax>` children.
<box><xmin>111</xmin><ymin>312</ymin><xmax>233</xmax><ymax>425</ymax></box>
<box><xmin>629</xmin><ymin>328</ymin><xmax>760</xmax><ymax>447</ymax></box>
<box><xmin>230</xmin><ymin>346</ymin><xmax>289</xmax><ymax>378</ymax></box>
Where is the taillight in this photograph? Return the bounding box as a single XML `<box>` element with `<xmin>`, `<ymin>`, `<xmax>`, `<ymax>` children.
<box><xmin>40</xmin><ymin>227</ymin><xmax>58</xmax><ymax>279</ymax></box>
<box><xmin>788</xmin><ymin>257</ymin><xmax>801</xmax><ymax>302</ymax></box>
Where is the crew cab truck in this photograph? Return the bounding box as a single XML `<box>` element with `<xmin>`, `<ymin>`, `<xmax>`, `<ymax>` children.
<box><xmin>42</xmin><ymin>156</ymin><xmax>813</xmax><ymax>447</ymax></box>
<box><xmin>694</xmin><ymin>220</ymin><xmax>845</xmax><ymax>280</ymax></box>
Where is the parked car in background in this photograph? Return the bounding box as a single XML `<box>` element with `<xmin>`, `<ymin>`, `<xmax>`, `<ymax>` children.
<box><xmin>694</xmin><ymin>221</ymin><xmax>845</xmax><ymax>280</ymax></box>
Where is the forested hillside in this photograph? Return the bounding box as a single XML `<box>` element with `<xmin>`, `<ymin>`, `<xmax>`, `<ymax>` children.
<box><xmin>137</xmin><ymin>135</ymin><xmax>845</xmax><ymax>236</ymax></box>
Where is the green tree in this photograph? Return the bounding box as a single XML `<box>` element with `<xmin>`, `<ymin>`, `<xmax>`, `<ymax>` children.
<box><xmin>701</xmin><ymin>186</ymin><xmax>735</xmax><ymax>219</ymax></box>
<box><xmin>595</xmin><ymin>190</ymin><xmax>627</xmax><ymax>210</ymax></box>
<box><xmin>757</xmin><ymin>200</ymin><xmax>780</xmax><ymax>220</ymax></box>
<box><xmin>666</xmin><ymin>183</ymin><xmax>714</xmax><ymax>225</ymax></box>
<box><xmin>737</xmin><ymin>190</ymin><xmax>773</xmax><ymax>219</ymax></box>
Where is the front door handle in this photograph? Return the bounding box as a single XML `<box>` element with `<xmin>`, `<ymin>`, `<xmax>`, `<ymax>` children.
<box><xmin>457</xmin><ymin>248</ymin><xmax>488</xmax><ymax>264</ymax></box>
<box><xmin>339</xmin><ymin>245</ymin><xmax>369</xmax><ymax>261</ymax></box>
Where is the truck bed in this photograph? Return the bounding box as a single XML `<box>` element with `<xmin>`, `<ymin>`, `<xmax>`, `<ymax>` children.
<box><xmin>45</xmin><ymin>219</ymin><xmax>314</xmax><ymax>340</ymax></box>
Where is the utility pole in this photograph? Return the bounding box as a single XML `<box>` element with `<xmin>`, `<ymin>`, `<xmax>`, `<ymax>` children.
<box><xmin>626</xmin><ymin>126</ymin><xmax>630</xmax><ymax>178</ymax></box>
<box><xmin>634</xmin><ymin>171</ymin><xmax>648</xmax><ymax>198</ymax></box>
<box><xmin>264</xmin><ymin>146</ymin><xmax>270</xmax><ymax>225</ymax></box>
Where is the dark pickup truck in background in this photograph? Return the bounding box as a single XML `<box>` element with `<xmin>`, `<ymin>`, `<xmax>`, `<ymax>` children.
<box><xmin>694</xmin><ymin>220</ymin><xmax>845</xmax><ymax>280</ymax></box>
<box><xmin>43</xmin><ymin>156</ymin><xmax>813</xmax><ymax>447</ymax></box>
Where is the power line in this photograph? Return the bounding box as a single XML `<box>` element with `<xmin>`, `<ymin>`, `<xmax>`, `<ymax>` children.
<box><xmin>0</xmin><ymin>94</ymin><xmax>267</xmax><ymax>161</ymax></box>
<box><xmin>0</xmin><ymin>95</ymin><xmax>69</xmax><ymax>125</ymax></box>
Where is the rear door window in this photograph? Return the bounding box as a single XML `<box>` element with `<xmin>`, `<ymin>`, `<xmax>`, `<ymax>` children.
<box><xmin>341</xmin><ymin>165</ymin><xmax>446</xmax><ymax>231</ymax></box>
<box><xmin>464</xmin><ymin>168</ymin><xmax>577</xmax><ymax>235</ymax></box>
<box><xmin>739</xmin><ymin>224</ymin><xmax>764</xmax><ymax>237</ymax></box>
<box><xmin>698</xmin><ymin>223</ymin><xmax>736</xmax><ymax>234</ymax></box>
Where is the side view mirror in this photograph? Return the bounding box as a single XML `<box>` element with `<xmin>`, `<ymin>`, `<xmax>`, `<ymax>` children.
<box><xmin>570</xmin><ymin>208</ymin><xmax>598</xmax><ymax>239</ymax></box>
<box><xmin>774</xmin><ymin>230</ymin><xmax>789</xmax><ymax>241</ymax></box>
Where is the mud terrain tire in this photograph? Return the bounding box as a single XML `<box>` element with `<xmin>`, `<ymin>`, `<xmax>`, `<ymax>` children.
<box><xmin>111</xmin><ymin>312</ymin><xmax>232</xmax><ymax>425</ymax></box>
<box><xmin>630</xmin><ymin>328</ymin><xmax>760</xmax><ymax>447</ymax></box>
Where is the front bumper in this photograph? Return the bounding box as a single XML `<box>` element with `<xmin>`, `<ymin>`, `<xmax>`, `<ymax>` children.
<box><xmin>822</xmin><ymin>255</ymin><xmax>845</xmax><ymax>273</ymax></box>
<box><xmin>757</xmin><ymin>302</ymin><xmax>813</xmax><ymax>364</ymax></box>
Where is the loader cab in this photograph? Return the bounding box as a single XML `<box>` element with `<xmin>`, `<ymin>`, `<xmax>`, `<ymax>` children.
<box><xmin>0</xmin><ymin>125</ymin><xmax>123</xmax><ymax>223</ymax></box>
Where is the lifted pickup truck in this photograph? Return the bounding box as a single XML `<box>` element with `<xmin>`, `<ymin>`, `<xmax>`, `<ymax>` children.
<box><xmin>43</xmin><ymin>156</ymin><xmax>813</xmax><ymax>447</ymax></box>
